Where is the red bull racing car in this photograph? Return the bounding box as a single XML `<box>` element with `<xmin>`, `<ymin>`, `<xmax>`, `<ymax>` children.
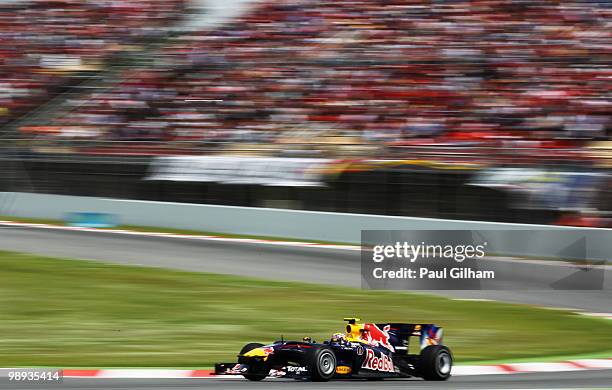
<box><xmin>214</xmin><ymin>318</ymin><xmax>452</xmax><ymax>382</ymax></box>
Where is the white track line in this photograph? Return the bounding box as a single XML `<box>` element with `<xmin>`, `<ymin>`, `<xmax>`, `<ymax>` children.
<box><xmin>576</xmin><ymin>312</ymin><xmax>612</xmax><ymax>320</ymax></box>
<box><xmin>56</xmin><ymin>359</ymin><xmax>612</xmax><ymax>379</ymax></box>
<box><xmin>0</xmin><ymin>221</ymin><xmax>360</xmax><ymax>251</ymax></box>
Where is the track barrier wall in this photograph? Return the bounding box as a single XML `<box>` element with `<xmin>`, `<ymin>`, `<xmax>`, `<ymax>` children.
<box><xmin>0</xmin><ymin>192</ymin><xmax>609</xmax><ymax>261</ymax></box>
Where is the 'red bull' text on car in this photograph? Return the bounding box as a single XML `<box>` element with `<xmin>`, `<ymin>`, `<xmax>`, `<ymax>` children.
<box><xmin>214</xmin><ymin>318</ymin><xmax>452</xmax><ymax>382</ymax></box>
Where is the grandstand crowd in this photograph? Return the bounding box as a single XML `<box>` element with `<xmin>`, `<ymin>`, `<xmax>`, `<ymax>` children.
<box><xmin>2</xmin><ymin>0</ymin><xmax>610</xmax><ymax>226</ymax></box>
<box><xmin>28</xmin><ymin>0</ymin><xmax>608</xmax><ymax>160</ymax></box>
<box><xmin>0</xmin><ymin>0</ymin><xmax>186</xmax><ymax>125</ymax></box>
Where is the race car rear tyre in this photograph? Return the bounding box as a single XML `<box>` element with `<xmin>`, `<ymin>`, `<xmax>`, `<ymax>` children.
<box><xmin>238</xmin><ymin>343</ymin><xmax>269</xmax><ymax>381</ymax></box>
<box><xmin>306</xmin><ymin>345</ymin><xmax>337</xmax><ymax>382</ymax></box>
<box><xmin>418</xmin><ymin>345</ymin><xmax>452</xmax><ymax>381</ymax></box>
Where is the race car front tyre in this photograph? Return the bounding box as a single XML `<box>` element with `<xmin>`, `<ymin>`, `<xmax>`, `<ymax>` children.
<box><xmin>238</xmin><ymin>342</ymin><xmax>269</xmax><ymax>381</ymax></box>
<box><xmin>306</xmin><ymin>345</ymin><xmax>337</xmax><ymax>382</ymax></box>
<box><xmin>418</xmin><ymin>345</ymin><xmax>452</xmax><ymax>381</ymax></box>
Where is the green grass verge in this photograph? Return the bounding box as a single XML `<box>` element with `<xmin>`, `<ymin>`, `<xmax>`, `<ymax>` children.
<box><xmin>0</xmin><ymin>251</ymin><xmax>610</xmax><ymax>368</ymax></box>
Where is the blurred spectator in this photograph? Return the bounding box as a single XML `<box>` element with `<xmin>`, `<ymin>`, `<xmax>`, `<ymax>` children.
<box><xmin>19</xmin><ymin>0</ymin><xmax>611</xmax><ymax>163</ymax></box>
<box><xmin>0</xmin><ymin>0</ymin><xmax>185</xmax><ymax>125</ymax></box>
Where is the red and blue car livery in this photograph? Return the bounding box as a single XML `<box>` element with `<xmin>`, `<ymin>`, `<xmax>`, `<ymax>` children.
<box><xmin>214</xmin><ymin>318</ymin><xmax>452</xmax><ymax>382</ymax></box>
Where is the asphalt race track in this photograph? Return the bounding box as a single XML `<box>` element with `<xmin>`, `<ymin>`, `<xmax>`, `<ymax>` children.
<box><xmin>1</xmin><ymin>370</ymin><xmax>612</xmax><ymax>390</ymax></box>
<box><xmin>0</xmin><ymin>225</ymin><xmax>609</xmax><ymax>311</ymax></box>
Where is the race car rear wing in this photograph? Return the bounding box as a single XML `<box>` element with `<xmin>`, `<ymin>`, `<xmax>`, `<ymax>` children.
<box><xmin>377</xmin><ymin>323</ymin><xmax>444</xmax><ymax>351</ymax></box>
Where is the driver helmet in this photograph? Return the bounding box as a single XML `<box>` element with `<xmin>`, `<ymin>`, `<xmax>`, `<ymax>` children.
<box><xmin>331</xmin><ymin>332</ymin><xmax>347</xmax><ymax>344</ymax></box>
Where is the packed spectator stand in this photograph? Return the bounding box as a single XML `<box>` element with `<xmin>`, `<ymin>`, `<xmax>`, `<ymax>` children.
<box><xmin>18</xmin><ymin>0</ymin><xmax>607</xmax><ymax>165</ymax></box>
<box><xmin>2</xmin><ymin>0</ymin><xmax>611</xmax><ymax>227</ymax></box>
<box><xmin>0</xmin><ymin>0</ymin><xmax>186</xmax><ymax>125</ymax></box>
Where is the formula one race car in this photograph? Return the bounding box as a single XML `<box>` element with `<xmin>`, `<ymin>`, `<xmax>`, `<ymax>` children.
<box><xmin>214</xmin><ymin>318</ymin><xmax>452</xmax><ymax>382</ymax></box>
